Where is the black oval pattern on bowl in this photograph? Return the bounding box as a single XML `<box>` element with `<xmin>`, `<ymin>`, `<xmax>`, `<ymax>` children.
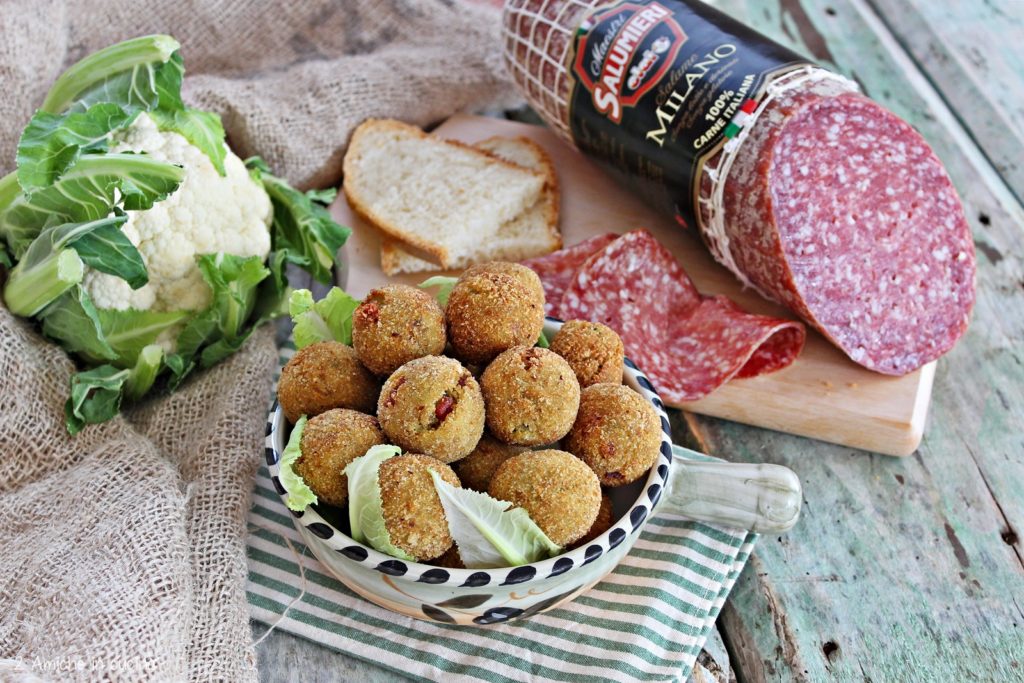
<box><xmin>461</xmin><ymin>572</ymin><xmax>491</xmax><ymax>588</ymax></box>
<box><xmin>548</xmin><ymin>557</ymin><xmax>574</xmax><ymax>578</ymax></box>
<box><xmin>648</xmin><ymin>484</ymin><xmax>662</xmax><ymax>503</ymax></box>
<box><xmin>660</xmin><ymin>415</ymin><xmax>671</xmax><ymax>434</ymax></box>
<box><xmin>660</xmin><ymin>440</ymin><xmax>673</xmax><ymax>461</ymax></box>
<box><xmin>518</xmin><ymin>587</ymin><xmax>581</xmax><ymax>620</ymax></box>
<box><xmin>270</xmin><ymin>476</ymin><xmax>286</xmax><ymax>496</ymax></box>
<box><xmin>421</xmin><ymin>604</ymin><xmax>457</xmax><ymax>624</ymax></box>
<box><xmin>474</xmin><ymin>606</ymin><xmax>524</xmax><ymax>625</ymax></box>
<box><xmin>289</xmin><ymin>508</ymin><xmax>304</xmax><ymax>519</ymax></box>
<box><xmin>265</xmin><ymin>420</ymin><xmax>274</xmax><ymax>437</ymax></box>
<box><xmin>608</xmin><ymin>528</ymin><xmax>627</xmax><ymax>549</ymax></box>
<box><xmin>583</xmin><ymin>545</ymin><xmax>603</xmax><ymax>565</ymax></box>
<box><xmin>658</xmin><ymin>464</ymin><xmax>669</xmax><ymax>479</ymax></box>
<box><xmin>376</xmin><ymin>560</ymin><xmax>408</xmax><ymax>576</ymax></box>
<box><xmin>339</xmin><ymin>546</ymin><xmax>368</xmax><ymax>562</ymax></box>
<box><xmin>265</xmin><ymin>446</ymin><xmax>278</xmax><ymax>466</ymax></box>
<box><xmin>636</xmin><ymin>375</ymin><xmax>655</xmax><ymax>392</ymax></box>
<box><xmin>623</xmin><ymin>358</ymin><xmax>638</xmax><ymax>370</ymax></box>
<box><xmin>418</xmin><ymin>569</ymin><xmax>451</xmax><ymax>584</ymax></box>
<box><xmin>308</xmin><ymin>522</ymin><xmax>334</xmax><ymax>539</ymax></box>
<box><xmin>437</xmin><ymin>594</ymin><xmax>492</xmax><ymax>609</ymax></box>
<box><xmin>502</xmin><ymin>566</ymin><xmax>537</xmax><ymax>585</ymax></box>
<box><xmin>652</xmin><ymin>396</ymin><xmax>665</xmax><ymax>410</ymax></box>
<box><xmin>630</xmin><ymin>505</ymin><xmax>648</xmax><ymax>531</ymax></box>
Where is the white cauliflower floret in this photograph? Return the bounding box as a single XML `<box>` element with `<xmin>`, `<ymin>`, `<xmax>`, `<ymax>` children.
<box><xmin>82</xmin><ymin>113</ymin><xmax>272</xmax><ymax>313</ymax></box>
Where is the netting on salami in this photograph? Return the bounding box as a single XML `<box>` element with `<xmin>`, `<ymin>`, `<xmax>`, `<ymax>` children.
<box><xmin>503</xmin><ymin>0</ymin><xmax>976</xmax><ymax>376</ymax></box>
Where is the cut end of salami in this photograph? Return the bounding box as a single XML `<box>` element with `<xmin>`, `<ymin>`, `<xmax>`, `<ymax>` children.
<box><xmin>540</xmin><ymin>230</ymin><xmax>805</xmax><ymax>403</ymax></box>
<box><xmin>721</xmin><ymin>90</ymin><xmax>976</xmax><ymax>376</ymax></box>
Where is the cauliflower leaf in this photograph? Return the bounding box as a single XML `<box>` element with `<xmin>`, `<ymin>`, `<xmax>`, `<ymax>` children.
<box><xmin>345</xmin><ymin>445</ymin><xmax>415</xmax><ymax>562</ymax></box>
<box><xmin>149</xmin><ymin>107</ymin><xmax>227</xmax><ymax>176</ymax></box>
<box><xmin>0</xmin><ymin>153</ymin><xmax>184</xmax><ymax>260</ymax></box>
<box><xmin>16</xmin><ymin>103</ymin><xmax>139</xmax><ymax>192</ymax></box>
<box><xmin>289</xmin><ymin>287</ymin><xmax>360</xmax><ymax>349</ymax></box>
<box><xmin>248</xmin><ymin>157</ymin><xmax>350</xmax><ymax>285</ymax></box>
<box><xmin>430</xmin><ymin>471</ymin><xmax>561</xmax><ymax>568</ymax></box>
<box><xmin>278</xmin><ymin>416</ymin><xmax>319</xmax><ymax>512</ymax></box>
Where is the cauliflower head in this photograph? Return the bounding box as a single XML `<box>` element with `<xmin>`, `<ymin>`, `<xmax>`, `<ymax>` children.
<box><xmin>82</xmin><ymin>113</ymin><xmax>272</xmax><ymax>313</ymax></box>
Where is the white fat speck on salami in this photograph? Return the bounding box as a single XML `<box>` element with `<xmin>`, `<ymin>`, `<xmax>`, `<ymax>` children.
<box><xmin>556</xmin><ymin>230</ymin><xmax>806</xmax><ymax>402</ymax></box>
<box><xmin>522</xmin><ymin>233</ymin><xmax>619</xmax><ymax>316</ymax></box>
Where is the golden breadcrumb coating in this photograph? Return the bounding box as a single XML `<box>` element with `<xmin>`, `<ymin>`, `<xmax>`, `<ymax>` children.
<box><xmin>277</xmin><ymin>341</ymin><xmax>379</xmax><ymax>423</ymax></box>
<box><xmin>378</xmin><ymin>454</ymin><xmax>460</xmax><ymax>562</ymax></box>
<box><xmin>446</xmin><ymin>262</ymin><xmax>545</xmax><ymax>365</ymax></box>
<box><xmin>352</xmin><ymin>284</ymin><xmax>446</xmax><ymax>376</ymax></box>
<box><xmin>570</xmin><ymin>493</ymin><xmax>614</xmax><ymax>548</ymax></box>
<box><xmin>550</xmin><ymin>320</ymin><xmax>624</xmax><ymax>387</ymax></box>
<box><xmin>454</xmin><ymin>432</ymin><xmax>528</xmax><ymax>492</ymax></box>
<box><xmin>295</xmin><ymin>409</ymin><xmax>384</xmax><ymax>506</ymax></box>
<box><xmin>480</xmin><ymin>346</ymin><xmax>580</xmax><ymax>446</ymax></box>
<box><xmin>377</xmin><ymin>356</ymin><xmax>485</xmax><ymax>463</ymax></box>
<box><xmin>565</xmin><ymin>384</ymin><xmax>661</xmax><ymax>486</ymax></box>
<box><xmin>488</xmin><ymin>449</ymin><xmax>600</xmax><ymax>547</ymax></box>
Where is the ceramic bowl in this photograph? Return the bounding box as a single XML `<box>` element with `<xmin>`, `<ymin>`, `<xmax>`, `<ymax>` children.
<box><xmin>265</xmin><ymin>318</ymin><xmax>802</xmax><ymax>625</ymax></box>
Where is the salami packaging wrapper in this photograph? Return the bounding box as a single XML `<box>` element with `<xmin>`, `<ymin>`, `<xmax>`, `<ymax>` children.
<box><xmin>503</xmin><ymin>0</ymin><xmax>976</xmax><ymax>375</ymax></box>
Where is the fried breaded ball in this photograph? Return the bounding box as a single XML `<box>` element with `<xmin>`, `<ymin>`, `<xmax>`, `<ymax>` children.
<box><xmin>352</xmin><ymin>284</ymin><xmax>446</xmax><ymax>376</ymax></box>
<box><xmin>550</xmin><ymin>320</ymin><xmax>624</xmax><ymax>387</ymax></box>
<box><xmin>466</xmin><ymin>261</ymin><xmax>545</xmax><ymax>302</ymax></box>
<box><xmin>565</xmin><ymin>384</ymin><xmax>661</xmax><ymax>486</ymax></box>
<box><xmin>453</xmin><ymin>432</ymin><xmax>528</xmax><ymax>492</ymax></box>
<box><xmin>294</xmin><ymin>409</ymin><xmax>384</xmax><ymax>507</ymax></box>
<box><xmin>570</xmin><ymin>494</ymin><xmax>614</xmax><ymax>549</ymax></box>
<box><xmin>488</xmin><ymin>449</ymin><xmax>601</xmax><ymax>547</ymax></box>
<box><xmin>278</xmin><ymin>341</ymin><xmax>379</xmax><ymax>423</ymax></box>
<box><xmin>480</xmin><ymin>346</ymin><xmax>580</xmax><ymax>446</ymax></box>
<box><xmin>377</xmin><ymin>356</ymin><xmax>485</xmax><ymax>463</ymax></box>
<box><xmin>445</xmin><ymin>262</ymin><xmax>545</xmax><ymax>365</ymax></box>
<box><xmin>378</xmin><ymin>454</ymin><xmax>460</xmax><ymax>562</ymax></box>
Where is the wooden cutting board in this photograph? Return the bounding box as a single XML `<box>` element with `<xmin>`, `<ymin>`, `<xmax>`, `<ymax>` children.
<box><xmin>332</xmin><ymin>114</ymin><xmax>935</xmax><ymax>456</ymax></box>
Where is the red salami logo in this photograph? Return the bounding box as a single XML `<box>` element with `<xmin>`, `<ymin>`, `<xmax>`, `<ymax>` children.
<box><xmin>573</xmin><ymin>2</ymin><xmax>687</xmax><ymax>124</ymax></box>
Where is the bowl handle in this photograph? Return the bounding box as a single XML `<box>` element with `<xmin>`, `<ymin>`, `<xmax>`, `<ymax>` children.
<box><xmin>661</xmin><ymin>448</ymin><xmax>802</xmax><ymax>534</ymax></box>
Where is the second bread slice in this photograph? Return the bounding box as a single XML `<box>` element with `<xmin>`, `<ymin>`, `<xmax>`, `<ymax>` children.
<box><xmin>343</xmin><ymin>119</ymin><xmax>546</xmax><ymax>267</ymax></box>
<box><xmin>380</xmin><ymin>135</ymin><xmax>562</xmax><ymax>275</ymax></box>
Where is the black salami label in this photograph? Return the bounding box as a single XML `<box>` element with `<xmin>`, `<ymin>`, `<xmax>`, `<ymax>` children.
<box><xmin>567</xmin><ymin>0</ymin><xmax>811</xmax><ymax>229</ymax></box>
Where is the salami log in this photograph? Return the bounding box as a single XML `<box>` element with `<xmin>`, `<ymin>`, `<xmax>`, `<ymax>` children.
<box><xmin>556</xmin><ymin>230</ymin><xmax>805</xmax><ymax>402</ymax></box>
<box><xmin>502</xmin><ymin>0</ymin><xmax>976</xmax><ymax>375</ymax></box>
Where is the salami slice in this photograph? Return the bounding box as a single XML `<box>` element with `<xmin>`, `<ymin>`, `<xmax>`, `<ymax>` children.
<box><xmin>522</xmin><ymin>233</ymin><xmax>619</xmax><ymax>315</ymax></box>
<box><xmin>557</xmin><ymin>230</ymin><xmax>805</xmax><ymax>402</ymax></box>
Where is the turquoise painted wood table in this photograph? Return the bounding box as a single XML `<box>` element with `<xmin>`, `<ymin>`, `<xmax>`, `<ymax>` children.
<box><xmin>255</xmin><ymin>1</ymin><xmax>1024</xmax><ymax>680</ymax></box>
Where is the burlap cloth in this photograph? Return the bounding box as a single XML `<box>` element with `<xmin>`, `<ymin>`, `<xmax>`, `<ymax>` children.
<box><xmin>0</xmin><ymin>2</ymin><xmax>517</xmax><ymax>680</ymax></box>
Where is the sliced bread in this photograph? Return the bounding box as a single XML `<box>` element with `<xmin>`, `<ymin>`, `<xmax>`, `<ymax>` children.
<box><xmin>343</xmin><ymin>120</ymin><xmax>546</xmax><ymax>268</ymax></box>
<box><xmin>380</xmin><ymin>135</ymin><xmax>562</xmax><ymax>275</ymax></box>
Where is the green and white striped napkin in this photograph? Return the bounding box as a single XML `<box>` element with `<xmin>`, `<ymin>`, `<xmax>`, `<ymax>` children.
<box><xmin>246</xmin><ymin>346</ymin><xmax>757</xmax><ymax>682</ymax></box>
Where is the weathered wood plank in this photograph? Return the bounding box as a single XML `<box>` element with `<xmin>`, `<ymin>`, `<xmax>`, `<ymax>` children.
<box><xmin>701</xmin><ymin>0</ymin><xmax>1024</xmax><ymax>680</ymax></box>
<box><xmin>863</xmin><ymin>0</ymin><xmax>1024</xmax><ymax>200</ymax></box>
